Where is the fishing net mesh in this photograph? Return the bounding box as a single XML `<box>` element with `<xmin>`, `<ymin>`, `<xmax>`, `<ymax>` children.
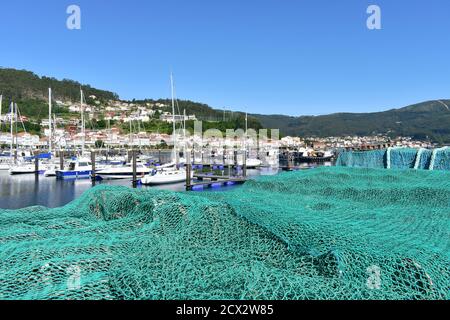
<box><xmin>0</xmin><ymin>164</ymin><xmax>449</xmax><ymax>300</ymax></box>
<box><xmin>336</xmin><ymin>147</ymin><xmax>450</xmax><ymax>171</ymax></box>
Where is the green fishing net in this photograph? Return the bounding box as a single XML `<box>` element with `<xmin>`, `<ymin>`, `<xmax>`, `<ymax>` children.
<box><xmin>336</xmin><ymin>147</ymin><xmax>450</xmax><ymax>171</ymax></box>
<box><xmin>0</xmin><ymin>165</ymin><xmax>449</xmax><ymax>300</ymax></box>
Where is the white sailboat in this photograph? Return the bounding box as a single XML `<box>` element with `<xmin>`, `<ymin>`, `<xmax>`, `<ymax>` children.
<box><xmin>8</xmin><ymin>102</ymin><xmax>43</xmax><ymax>175</ymax></box>
<box><xmin>0</xmin><ymin>95</ymin><xmax>9</xmax><ymax>170</ymax></box>
<box><xmin>141</xmin><ymin>73</ymin><xmax>187</xmax><ymax>185</ymax></box>
<box><xmin>241</xmin><ymin>113</ymin><xmax>262</xmax><ymax>168</ymax></box>
<box><xmin>43</xmin><ymin>88</ymin><xmax>59</xmax><ymax>177</ymax></box>
<box><xmin>56</xmin><ymin>89</ymin><xmax>93</xmax><ymax>179</ymax></box>
<box><xmin>142</xmin><ymin>166</ymin><xmax>192</xmax><ymax>185</ymax></box>
<box><xmin>96</xmin><ymin>162</ymin><xmax>151</xmax><ymax>180</ymax></box>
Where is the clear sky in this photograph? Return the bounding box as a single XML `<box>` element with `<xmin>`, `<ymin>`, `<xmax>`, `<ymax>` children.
<box><xmin>1</xmin><ymin>0</ymin><xmax>449</xmax><ymax>116</ymax></box>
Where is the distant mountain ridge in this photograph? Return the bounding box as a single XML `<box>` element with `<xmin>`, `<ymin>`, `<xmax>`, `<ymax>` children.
<box><xmin>251</xmin><ymin>100</ymin><xmax>450</xmax><ymax>143</ymax></box>
<box><xmin>1</xmin><ymin>67</ymin><xmax>449</xmax><ymax>143</ymax></box>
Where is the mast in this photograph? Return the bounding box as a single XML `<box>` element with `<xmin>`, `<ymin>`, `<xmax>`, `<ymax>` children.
<box><xmin>0</xmin><ymin>94</ymin><xmax>2</xmax><ymax>125</ymax></box>
<box><xmin>54</xmin><ymin>114</ymin><xmax>59</xmax><ymax>152</ymax></box>
<box><xmin>138</xmin><ymin>119</ymin><xmax>142</xmax><ymax>151</ymax></box>
<box><xmin>245</xmin><ymin>113</ymin><xmax>248</xmax><ymax>158</ymax></box>
<box><xmin>48</xmin><ymin>88</ymin><xmax>52</xmax><ymax>153</ymax></box>
<box><xmin>107</xmin><ymin>118</ymin><xmax>111</xmax><ymax>155</ymax></box>
<box><xmin>183</xmin><ymin>108</ymin><xmax>186</xmax><ymax>159</ymax></box>
<box><xmin>80</xmin><ymin>88</ymin><xmax>85</xmax><ymax>155</ymax></box>
<box><xmin>170</xmin><ymin>72</ymin><xmax>177</xmax><ymax>163</ymax></box>
<box><xmin>15</xmin><ymin>103</ymin><xmax>18</xmax><ymax>161</ymax></box>
<box><xmin>129</xmin><ymin>118</ymin><xmax>133</xmax><ymax>147</ymax></box>
<box><xmin>9</xmin><ymin>102</ymin><xmax>13</xmax><ymax>161</ymax></box>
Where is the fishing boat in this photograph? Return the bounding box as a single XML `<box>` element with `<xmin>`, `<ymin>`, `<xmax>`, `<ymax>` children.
<box><xmin>298</xmin><ymin>150</ymin><xmax>334</xmax><ymax>162</ymax></box>
<box><xmin>96</xmin><ymin>163</ymin><xmax>151</xmax><ymax>180</ymax></box>
<box><xmin>56</xmin><ymin>158</ymin><xmax>93</xmax><ymax>179</ymax></box>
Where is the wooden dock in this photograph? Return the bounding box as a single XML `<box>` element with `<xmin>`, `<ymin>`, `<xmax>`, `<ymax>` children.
<box><xmin>187</xmin><ymin>173</ymin><xmax>247</xmax><ymax>191</ymax></box>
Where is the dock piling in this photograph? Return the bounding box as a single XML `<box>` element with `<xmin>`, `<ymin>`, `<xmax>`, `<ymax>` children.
<box><xmin>186</xmin><ymin>150</ymin><xmax>192</xmax><ymax>191</ymax></box>
<box><xmin>132</xmin><ymin>149</ymin><xmax>137</xmax><ymax>188</ymax></box>
<box><xmin>243</xmin><ymin>151</ymin><xmax>247</xmax><ymax>178</ymax></box>
<box><xmin>59</xmin><ymin>151</ymin><xmax>64</xmax><ymax>170</ymax></box>
<box><xmin>34</xmin><ymin>153</ymin><xmax>39</xmax><ymax>175</ymax></box>
<box><xmin>91</xmin><ymin>151</ymin><xmax>96</xmax><ymax>185</ymax></box>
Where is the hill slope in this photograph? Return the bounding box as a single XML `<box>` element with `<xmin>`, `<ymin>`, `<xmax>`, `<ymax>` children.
<box><xmin>0</xmin><ymin>68</ymin><xmax>119</xmax><ymax>102</ymax></box>
<box><xmin>2</xmin><ymin>68</ymin><xmax>450</xmax><ymax>142</ymax></box>
<box><xmin>252</xmin><ymin>100</ymin><xmax>450</xmax><ymax>143</ymax></box>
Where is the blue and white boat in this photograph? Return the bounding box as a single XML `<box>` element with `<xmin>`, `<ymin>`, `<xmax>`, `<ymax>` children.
<box><xmin>56</xmin><ymin>157</ymin><xmax>93</xmax><ymax>179</ymax></box>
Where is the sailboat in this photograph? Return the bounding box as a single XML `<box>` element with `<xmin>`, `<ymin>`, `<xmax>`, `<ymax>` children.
<box><xmin>238</xmin><ymin>113</ymin><xmax>262</xmax><ymax>168</ymax></box>
<box><xmin>43</xmin><ymin>91</ymin><xmax>62</xmax><ymax>177</ymax></box>
<box><xmin>141</xmin><ymin>73</ymin><xmax>188</xmax><ymax>185</ymax></box>
<box><xmin>0</xmin><ymin>95</ymin><xmax>9</xmax><ymax>170</ymax></box>
<box><xmin>8</xmin><ymin>102</ymin><xmax>44</xmax><ymax>175</ymax></box>
<box><xmin>56</xmin><ymin>89</ymin><xmax>93</xmax><ymax>179</ymax></box>
<box><xmin>96</xmin><ymin>162</ymin><xmax>151</xmax><ymax>180</ymax></box>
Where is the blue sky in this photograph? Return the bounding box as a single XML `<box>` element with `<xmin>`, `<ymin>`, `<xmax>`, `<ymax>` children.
<box><xmin>0</xmin><ymin>0</ymin><xmax>449</xmax><ymax>116</ymax></box>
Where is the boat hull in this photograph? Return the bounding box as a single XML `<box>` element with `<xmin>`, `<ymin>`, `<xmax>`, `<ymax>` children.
<box><xmin>141</xmin><ymin>172</ymin><xmax>187</xmax><ymax>185</ymax></box>
<box><xmin>298</xmin><ymin>156</ymin><xmax>333</xmax><ymax>163</ymax></box>
<box><xmin>56</xmin><ymin>170</ymin><xmax>92</xmax><ymax>179</ymax></box>
<box><xmin>97</xmin><ymin>172</ymin><xmax>148</xmax><ymax>180</ymax></box>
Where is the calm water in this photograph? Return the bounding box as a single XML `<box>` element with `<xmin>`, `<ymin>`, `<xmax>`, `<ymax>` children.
<box><xmin>0</xmin><ymin>162</ymin><xmax>332</xmax><ymax>209</ymax></box>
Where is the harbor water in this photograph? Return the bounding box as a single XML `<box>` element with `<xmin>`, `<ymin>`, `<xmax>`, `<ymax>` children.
<box><xmin>0</xmin><ymin>161</ymin><xmax>332</xmax><ymax>210</ymax></box>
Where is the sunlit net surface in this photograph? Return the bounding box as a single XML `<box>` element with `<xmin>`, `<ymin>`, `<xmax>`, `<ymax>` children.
<box><xmin>0</xmin><ymin>164</ymin><xmax>449</xmax><ymax>299</ymax></box>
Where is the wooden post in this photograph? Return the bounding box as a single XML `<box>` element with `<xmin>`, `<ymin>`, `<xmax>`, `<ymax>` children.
<box><xmin>243</xmin><ymin>150</ymin><xmax>247</xmax><ymax>178</ymax></box>
<box><xmin>132</xmin><ymin>149</ymin><xmax>137</xmax><ymax>188</ymax></box>
<box><xmin>91</xmin><ymin>151</ymin><xmax>96</xmax><ymax>185</ymax></box>
<box><xmin>186</xmin><ymin>150</ymin><xmax>192</xmax><ymax>191</ymax></box>
<box><xmin>59</xmin><ymin>151</ymin><xmax>64</xmax><ymax>170</ymax></box>
<box><xmin>34</xmin><ymin>153</ymin><xmax>39</xmax><ymax>175</ymax></box>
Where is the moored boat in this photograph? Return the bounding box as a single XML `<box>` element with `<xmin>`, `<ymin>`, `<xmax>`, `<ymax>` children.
<box><xmin>141</xmin><ymin>166</ymin><xmax>190</xmax><ymax>185</ymax></box>
<box><xmin>96</xmin><ymin>163</ymin><xmax>151</xmax><ymax>180</ymax></box>
<box><xmin>298</xmin><ymin>150</ymin><xmax>334</xmax><ymax>162</ymax></box>
<box><xmin>56</xmin><ymin>158</ymin><xmax>93</xmax><ymax>179</ymax></box>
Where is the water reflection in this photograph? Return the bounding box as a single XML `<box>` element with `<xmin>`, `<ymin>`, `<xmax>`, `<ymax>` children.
<box><xmin>0</xmin><ymin>161</ymin><xmax>333</xmax><ymax>209</ymax></box>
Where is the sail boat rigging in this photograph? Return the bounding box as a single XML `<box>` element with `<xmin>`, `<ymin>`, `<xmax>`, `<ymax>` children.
<box><xmin>141</xmin><ymin>73</ymin><xmax>191</xmax><ymax>185</ymax></box>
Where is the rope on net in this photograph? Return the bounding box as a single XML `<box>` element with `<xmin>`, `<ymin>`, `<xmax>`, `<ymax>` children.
<box><xmin>429</xmin><ymin>147</ymin><xmax>449</xmax><ymax>171</ymax></box>
<box><xmin>414</xmin><ymin>148</ymin><xmax>426</xmax><ymax>170</ymax></box>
